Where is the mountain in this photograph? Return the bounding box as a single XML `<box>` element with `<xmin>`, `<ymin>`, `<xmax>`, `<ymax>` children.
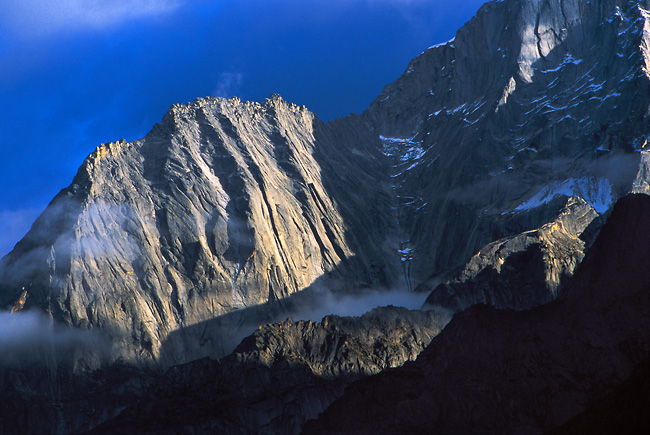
<box><xmin>0</xmin><ymin>96</ymin><xmax>398</xmax><ymax>364</ymax></box>
<box><xmin>4</xmin><ymin>0</ymin><xmax>650</xmax><ymax>367</ymax></box>
<box><xmin>2</xmin><ymin>0</ymin><xmax>650</xmax><ymax>433</ymax></box>
<box><xmin>91</xmin><ymin>307</ymin><xmax>449</xmax><ymax>434</ymax></box>
<box><xmin>303</xmin><ymin>194</ymin><xmax>650</xmax><ymax>434</ymax></box>
<box><xmin>366</xmin><ymin>0</ymin><xmax>650</xmax><ymax>287</ymax></box>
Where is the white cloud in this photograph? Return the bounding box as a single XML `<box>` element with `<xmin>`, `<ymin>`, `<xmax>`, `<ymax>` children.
<box><xmin>0</xmin><ymin>0</ymin><xmax>182</xmax><ymax>38</ymax></box>
<box><xmin>0</xmin><ymin>309</ymin><xmax>110</xmax><ymax>365</ymax></box>
<box><xmin>213</xmin><ymin>72</ymin><xmax>244</xmax><ymax>99</ymax></box>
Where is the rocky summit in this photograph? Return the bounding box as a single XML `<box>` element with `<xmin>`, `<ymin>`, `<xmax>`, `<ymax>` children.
<box><xmin>2</xmin><ymin>0</ymin><xmax>650</xmax><ymax>433</ymax></box>
<box><xmin>0</xmin><ymin>96</ymin><xmax>397</xmax><ymax>364</ymax></box>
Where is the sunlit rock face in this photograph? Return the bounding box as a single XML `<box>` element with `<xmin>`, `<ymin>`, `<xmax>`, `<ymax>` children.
<box><xmin>0</xmin><ymin>95</ymin><xmax>397</xmax><ymax>363</ymax></box>
<box><xmin>424</xmin><ymin>196</ymin><xmax>602</xmax><ymax>312</ymax></box>
<box><xmin>3</xmin><ymin>0</ymin><xmax>650</xmax><ymax>433</ymax></box>
<box><xmin>365</xmin><ymin>0</ymin><xmax>650</xmax><ymax>285</ymax></box>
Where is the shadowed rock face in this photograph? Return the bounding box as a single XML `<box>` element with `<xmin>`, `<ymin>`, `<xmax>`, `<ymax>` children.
<box><xmin>0</xmin><ymin>96</ymin><xmax>397</xmax><ymax>363</ymax></box>
<box><xmin>425</xmin><ymin>196</ymin><xmax>602</xmax><ymax>311</ymax></box>
<box><xmin>90</xmin><ymin>307</ymin><xmax>449</xmax><ymax>435</ymax></box>
<box><xmin>545</xmin><ymin>355</ymin><xmax>650</xmax><ymax>435</ymax></box>
<box><xmin>302</xmin><ymin>194</ymin><xmax>650</xmax><ymax>435</ymax></box>
<box><xmin>367</xmin><ymin>0</ymin><xmax>650</xmax><ymax>283</ymax></box>
<box><xmin>3</xmin><ymin>0</ymin><xmax>650</xmax><ymax>433</ymax></box>
<box><xmin>0</xmin><ymin>360</ymin><xmax>156</xmax><ymax>435</ymax></box>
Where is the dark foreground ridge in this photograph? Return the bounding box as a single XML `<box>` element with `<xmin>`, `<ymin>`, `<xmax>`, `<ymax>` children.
<box><xmin>3</xmin><ymin>0</ymin><xmax>650</xmax><ymax>433</ymax></box>
<box><xmin>546</xmin><ymin>356</ymin><xmax>650</xmax><ymax>435</ymax></box>
<box><xmin>90</xmin><ymin>306</ymin><xmax>448</xmax><ymax>434</ymax></box>
<box><xmin>303</xmin><ymin>194</ymin><xmax>650</xmax><ymax>434</ymax></box>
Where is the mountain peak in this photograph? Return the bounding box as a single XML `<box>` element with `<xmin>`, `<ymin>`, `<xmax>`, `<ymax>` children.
<box><xmin>4</xmin><ymin>1</ymin><xmax>650</xmax><ymax>433</ymax></box>
<box><xmin>0</xmin><ymin>81</ymin><xmax>394</xmax><ymax>364</ymax></box>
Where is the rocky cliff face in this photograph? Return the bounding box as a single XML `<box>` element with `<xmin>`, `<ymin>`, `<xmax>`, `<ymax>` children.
<box><xmin>304</xmin><ymin>194</ymin><xmax>650</xmax><ymax>435</ymax></box>
<box><xmin>0</xmin><ymin>95</ymin><xmax>397</xmax><ymax>363</ymax></box>
<box><xmin>424</xmin><ymin>196</ymin><xmax>601</xmax><ymax>311</ymax></box>
<box><xmin>3</xmin><ymin>0</ymin><xmax>650</xmax><ymax>433</ymax></box>
<box><xmin>91</xmin><ymin>306</ymin><xmax>449</xmax><ymax>435</ymax></box>
<box><xmin>368</xmin><ymin>0</ymin><xmax>650</xmax><ymax>284</ymax></box>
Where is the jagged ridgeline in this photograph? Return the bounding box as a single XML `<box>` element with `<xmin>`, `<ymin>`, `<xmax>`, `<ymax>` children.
<box><xmin>2</xmin><ymin>0</ymin><xmax>650</xmax><ymax>433</ymax></box>
<box><xmin>0</xmin><ymin>96</ymin><xmax>398</xmax><ymax>363</ymax></box>
<box><xmin>3</xmin><ymin>0</ymin><xmax>650</xmax><ymax>364</ymax></box>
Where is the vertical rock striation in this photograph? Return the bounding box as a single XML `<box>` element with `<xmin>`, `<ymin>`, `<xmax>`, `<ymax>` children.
<box><xmin>366</xmin><ymin>0</ymin><xmax>650</xmax><ymax>286</ymax></box>
<box><xmin>0</xmin><ymin>95</ymin><xmax>396</xmax><ymax>363</ymax></box>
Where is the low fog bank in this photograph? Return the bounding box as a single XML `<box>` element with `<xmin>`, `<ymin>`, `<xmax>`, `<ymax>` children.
<box><xmin>288</xmin><ymin>287</ymin><xmax>432</xmax><ymax>323</ymax></box>
<box><xmin>0</xmin><ymin>309</ymin><xmax>110</xmax><ymax>366</ymax></box>
<box><xmin>204</xmin><ymin>288</ymin><xmax>441</xmax><ymax>359</ymax></box>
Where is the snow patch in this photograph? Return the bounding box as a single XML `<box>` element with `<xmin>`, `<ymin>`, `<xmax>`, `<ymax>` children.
<box><xmin>380</xmin><ymin>135</ymin><xmax>425</xmax><ymax>163</ymax></box>
<box><xmin>398</xmin><ymin>247</ymin><xmax>413</xmax><ymax>262</ymax></box>
<box><xmin>381</xmin><ymin>135</ymin><xmax>428</xmax><ymax>181</ymax></box>
<box><xmin>539</xmin><ymin>54</ymin><xmax>583</xmax><ymax>74</ymax></box>
<box><xmin>511</xmin><ymin>177</ymin><xmax>614</xmax><ymax>214</ymax></box>
<box><xmin>379</xmin><ymin>135</ymin><xmax>418</xmax><ymax>144</ymax></box>
<box><xmin>428</xmin><ymin>37</ymin><xmax>455</xmax><ymax>50</ymax></box>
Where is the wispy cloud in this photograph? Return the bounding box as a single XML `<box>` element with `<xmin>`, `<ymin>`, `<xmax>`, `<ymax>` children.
<box><xmin>0</xmin><ymin>0</ymin><xmax>182</xmax><ymax>38</ymax></box>
<box><xmin>0</xmin><ymin>309</ymin><xmax>110</xmax><ymax>366</ymax></box>
<box><xmin>213</xmin><ymin>72</ymin><xmax>244</xmax><ymax>99</ymax></box>
<box><xmin>0</xmin><ymin>207</ymin><xmax>43</xmax><ymax>259</ymax></box>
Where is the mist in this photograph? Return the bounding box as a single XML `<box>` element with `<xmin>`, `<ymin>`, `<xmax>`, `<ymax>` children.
<box><xmin>206</xmin><ymin>286</ymin><xmax>440</xmax><ymax>359</ymax></box>
<box><xmin>289</xmin><ymin>287</ymin><xmax>431</xmax><ymax>322</ymax></box>
<box><xmin>0</xmin><ymin>309</ymin><xmax>110</xmax><ymax>366</ymax></box>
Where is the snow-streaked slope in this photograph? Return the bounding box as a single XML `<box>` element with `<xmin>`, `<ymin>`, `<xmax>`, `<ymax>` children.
<box><xmin>511</xmin><ymin>177</ymin><xmax>614</xmax><ymax>214</ymax></box>
<box><xmin>365</xmin><ymin>0</ymin><xmax>650</xmax><ymax>286</ymax></box>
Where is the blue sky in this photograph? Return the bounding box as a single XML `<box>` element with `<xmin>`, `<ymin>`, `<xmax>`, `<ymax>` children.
<box><xmin>0</xmin><ymin>0</ymin><xmax>486</xmax><ymax>257</ymax></box>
